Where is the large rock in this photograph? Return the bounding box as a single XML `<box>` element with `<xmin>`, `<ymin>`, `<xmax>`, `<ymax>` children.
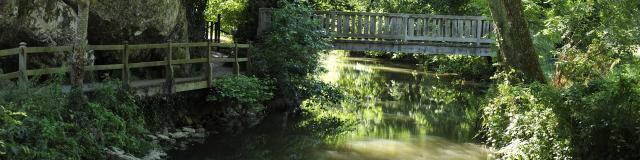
<box><xmin>0</xmin><ymin>0</ymin><xmax>187</xmax><ymax>47</ymax></box>
<box><xmin>0</xmin><ymin>0</ymin><xmax>197</xmax><ymax>76</ymax></box>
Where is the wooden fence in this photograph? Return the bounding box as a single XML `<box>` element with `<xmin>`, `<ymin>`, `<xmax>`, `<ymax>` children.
<box><xmin>258</xmin><ymin>8</ymin><xmax>495</xmax><ymax>45</ymax></box>
<box><xmin>0</xmin><ymin>41</ymin><xmax>251</xmax><ymax>94</ymax></box>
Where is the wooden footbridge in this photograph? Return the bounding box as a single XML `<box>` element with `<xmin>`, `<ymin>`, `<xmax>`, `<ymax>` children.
<box><xmin>0</xmin><ymin>9</ymin><xmax>496</xmax><ymax>96</ymax></box>
<box><xmin>258</xmin><ymin>8</ymin><xmax>496</xmax><ymax>56</ymax></box>
<box><xmin>0</xmin><ymin>41</ymin><xmax>251</xmax><ymax>96</ymax></box>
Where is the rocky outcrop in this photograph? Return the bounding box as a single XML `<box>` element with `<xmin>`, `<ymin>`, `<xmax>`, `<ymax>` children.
<box><xmin>0</xmin><ymin>0</ymin><xmax>188</xmax><ymax>48</ymax></box>
<box><xmin>0</xmin><ymin>0</ymin><xmax>206</xmax><ymax>77</ymax></box>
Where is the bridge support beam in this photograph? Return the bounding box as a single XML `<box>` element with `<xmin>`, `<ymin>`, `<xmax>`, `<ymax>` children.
<box><xmin>332</xmin><ymin>40</ymin><xmax>495</xmax><ymax>56</ymax></box>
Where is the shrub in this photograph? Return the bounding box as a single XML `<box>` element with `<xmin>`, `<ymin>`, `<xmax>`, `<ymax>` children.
<box><xmin>251</xmin><ymin>1</ymin><xmax>332</xmax><ymax>107</ymax></box>
<box><xmin>418</xmin><ymin>55</ymin><xmax>494</xmax><ymax>81</ymax></box>
<box><xmin>484</xmin><ymin>65</ymin><xmax>640</xmax><ymax>159</ymax></box>
<box><xmin>208</xmin><ymin>75</ymin><xmax>274</xmax><ymax>112</ymax></box>
<box><xmin>0</xmin><ymin>82</ymin><xmax>152</xmax><ymax>159</ymax></box>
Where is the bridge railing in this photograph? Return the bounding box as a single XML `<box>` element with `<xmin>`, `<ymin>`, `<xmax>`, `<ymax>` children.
<box><xmin>258</xmin><ymin>8</ymin><xmax>495</xmax><ymax>44</ymax></box>
<box><xmin>0</xmin><ymin>41</ymin><xmax>251</xmax><ymax>92</ymax></box>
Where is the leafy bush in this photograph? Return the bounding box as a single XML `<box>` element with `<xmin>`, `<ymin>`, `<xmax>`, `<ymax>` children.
<box><xmin>208</xmin><ymin>75</ymin><xmax>274</xmax><ymax>111</ymax></box>
<box><xmin>251</xmin><ymin>1</ymin><xmax>332</xmax><ymax>107</ymax></box>
<box><xmin>484</xmin><ymin>65</ymin><xmax>640</xmax><ymax>159</ymax></box>
<box><xmin>418</xmin><ymin>55</ymin><xmax>494</xmax><ymax>81</ymax></box>
<box><xmin>0</xmin><ymin>82</ymin><xmax>152</xmax><ymax>159</ymax></box>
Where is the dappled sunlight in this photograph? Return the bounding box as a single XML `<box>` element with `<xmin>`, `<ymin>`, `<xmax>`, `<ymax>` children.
<box><xmin>311</xmin><ymin>53</ymin><xmax>490</xmax><ymax>158</ymax></box>
<box><xmin>316</xmin><ymin>138</ymin><xmax>491</xmax><ymax>160</ymax></box>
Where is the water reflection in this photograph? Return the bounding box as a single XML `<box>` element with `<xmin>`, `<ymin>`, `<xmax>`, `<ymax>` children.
<box><xmin>170</xmin><ymin>53</ymin><xmax>491</xmax><ymax>159</ymax></box>
<box><xmin>317</xmin><ymin>138</ymin><xmax>488</xmax><ymax>160</ymax></box>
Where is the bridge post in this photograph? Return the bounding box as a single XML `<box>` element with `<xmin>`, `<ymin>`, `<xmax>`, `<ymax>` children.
<box><xmin>233</xmin><ymin>43</ymin><xmax>240</xmax><ymax>75</ymax></box>
<box><xmin>475</xmin><ymin>18</ymin><xmax>483</xmax><ymax>46</ymax></box>
<box><xmin>246</xmin><ymin>41</ymin><xmax>253</xmax><ymax>74</ymax></box>
<box><xmin>166</xmin><ymin>40</ymin><xmax>175</xmax><ymax>94</ymax></box>
<box><xmin>122</xmin><ymin>41</ymin><xmax>130</xmax><ymax>87</ymax></box>
<box><xmin>206</xmin><ymin>41</ymin><xmax>213</xmax><ymax>88</ymax></box>
<box><xmin>402</xmin><ymin>14</ymin><xmax>409</xmax><ymax>41</ymax></box>
<box><xmin>18</xmin><ymin>42</ymin><xmax>27</xmax><ymax>85</ymax></box>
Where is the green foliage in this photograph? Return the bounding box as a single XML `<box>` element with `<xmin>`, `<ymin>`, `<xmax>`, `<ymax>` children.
<box><xmin>206</xmin><ymin>0</ymin><xmax>247</xmax><ymax>33</ymax></box>
<box><xmin>0</xmin><ymin>82</ymin><xmax>152</xmax><ymax>159</ymax></box>
<box><xmin>251</xmin><ymin>1</ymin><xmax>332</xmax><ymax>104</ymax></box>
<box><xmin>312</xmin><ymin>0</ymin><xmax>485</xmax><ymax>15</ymax></box>
<box><xmin>208</xmin><ymin>75</ymin><xmax>274</xmax><ymax>109</ymax></box>
<box><xmin>484</xmin><ymin>65</ymin><xmax>640</xmax><ymax>159</ymax></box>
<box><xmin>418</xmin><ymin>55</ymin><xmax>494</xmax><ymax>81</ymax></box>
<box><xmin>520</xmin><ymin>0</ymin><xmax>640</xmax><ymax>81</ymax></box>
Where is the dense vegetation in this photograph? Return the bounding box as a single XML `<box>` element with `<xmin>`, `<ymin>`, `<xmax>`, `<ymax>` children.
<box><xmin>250</xmin><ymin>1</ymin><xmax>333</xmax><ymax>112</ymax></box>
<box><xmin>0</xmin><ymin>81</ymin><xmax>152</xmax><ymax>159</ymax></box>
<box><xmin>1</xmin><ymin>0</ymin><xmax>639</xmax><ymax>159</ymax></box>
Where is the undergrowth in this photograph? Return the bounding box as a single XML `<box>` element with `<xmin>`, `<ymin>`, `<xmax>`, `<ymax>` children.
<box><xmin>0</xmin><ymin>80</ymin><xmax>153</xmax><ymax>159</ymax></box>
<box><xmin>483</xmin><ymin>65</ymin><xmax>640</xmax><ymax>159</ymax></box>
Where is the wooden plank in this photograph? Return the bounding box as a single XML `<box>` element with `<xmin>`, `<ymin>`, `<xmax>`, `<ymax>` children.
<box><xmin>206</xmin><ymin>42</ymin><xmax>213</xmax><ymax>87</ymax></box>
<box><xmin>24</xmin><ymin>46</ymin><xmax>72</xmax><ymax>54</ymax></box>
<box><xmin>172</xmin><ymin>42</ymin><xmax>209</xmax><ymax>48</ymax></box>
<box><xmin>233</xmin><ymin>44</ymin><xmax>240</xmax><ymax>75</ymax></box>
<box><xmin>122</xmin><ymin>41</ymin><xmax>130</xmax><ymax>85</ymax></box>
<box><xmin>408</xmin><ymin>18</ymin><xmax>414</xmax><ymax>37</ymax></box>
<box><xmin>129</xmin><ymin>43</ymin><xmax>168</xmax><ymax>50</ymax></box>
<box><xmin>336</xmin><ymin>14</ymin><xmax>343</xmax><ymax>35</ymax></box>
<box><xmin>18</xmin><ymin>43</ymin><xmax>27</xmax><ymax>83</ymax></box>
<box><xmin>86</xmin><ymin>64</ymin><xmax>124</xmax><ymax>71</ymax></box>
<box><xmin>344</xmin><ymin>15</ymin><xmax>351</xmax><ymax>36</ymax></box>
<box><xmin>0</xmin><ymin>71</ymin><xmax>19</xmax><ymax>80</ymax></box>
<box><xmin>444</xmin><ymin>19</ymin><xmax>451</xmax><ymax>37</ymax></box>
<box><xmin>405</xmin><ymin>36</ymin><xmax>494</xmax><ymax>43</ymax></box>
<box><xmin>212</xmin><ymin>58</ymin><xmax>248</xmax><ymax>62</ymax></box>
<box><xmin>166</xmin><ymin>42</ymin><xmax>175</xmax><ymax>94</ymax></box>
<box><xmin>383</xmin><ymin>16</ymin><xmax>391</xmax><ymax>35</ymax></box>
<box><xmin>26</xmin><ymin>64</ymin><xmax>125</xmax><ymax>76</ymax></box>
<box><xmin>129</xmin><ymin>61</ymin><xmax>167</xmax><ymax>69</ymax></box>
<box><xmin>89</xmin><ymin>45</ymin><xmax>124</xmax><ymax>51</ymax></box>
<box><xmin>435</xmin><ymin>19</ymin><xmax>442</xmax><ymax>37</ymax></box>
<box><xmin>362</xmin><ymin>15</ymin><xmax>369</xmax><ymax>36</ymax></box>
<box><xmin>370</xmin><ymin>15</ymin><xmax>377</xmax><ymax>35</ymax></box>
<box><xmin>0</xmin><ymin>48</ymin><xmax>19</xmax><ymax>57</ymax></box>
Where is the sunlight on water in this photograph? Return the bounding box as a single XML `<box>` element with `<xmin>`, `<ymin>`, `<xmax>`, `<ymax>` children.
<box><xmin>317</xmin><ymin>138</ymin><xmax>490</xmax><ymax>160</ymax></box>
<box><xmin>316</xmin><ymin>51</ymin><xmax>492</xmax><ymax>160</ymax></box>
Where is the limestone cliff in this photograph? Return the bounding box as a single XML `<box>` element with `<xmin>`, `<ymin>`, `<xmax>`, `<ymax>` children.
<box><xmin>0</xmin><ymin>0</ymin><xmax>205</xmax><ymax>77</ymax></box>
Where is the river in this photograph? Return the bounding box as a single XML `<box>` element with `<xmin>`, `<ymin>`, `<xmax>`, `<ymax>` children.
<box><xmin>170</xmin><ymin>54</ymin><xmax>492</xmax><ymax>160</ymax></box>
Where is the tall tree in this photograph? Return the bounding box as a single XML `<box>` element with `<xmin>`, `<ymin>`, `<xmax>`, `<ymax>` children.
<box><xmin>487</xmin><ymin>0</ymin><xmax>546</xmax><ymax>83</ymax></box>
<box><xmin>70</xmin><ymin>0</ymin><xmax>90</xmax><ymax>108</ymax></box>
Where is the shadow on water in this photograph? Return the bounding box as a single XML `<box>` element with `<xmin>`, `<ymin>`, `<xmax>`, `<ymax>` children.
<box><xmin>170</xmin><ymin>53</ymin><xmax>492</xmax><ymax>160</ymax></box>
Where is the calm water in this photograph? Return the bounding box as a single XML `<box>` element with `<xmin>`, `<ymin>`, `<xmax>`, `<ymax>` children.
<box><xmin>170</xmin><ymin>54</ymin><xmax>491</xmax><ymax>160</ymax></box>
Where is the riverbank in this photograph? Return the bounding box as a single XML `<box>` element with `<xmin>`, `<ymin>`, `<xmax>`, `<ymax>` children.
<box><xmin>0</xmin><ymin>76</ymin><xmax>273</xmax><ymax>159</ymax></box>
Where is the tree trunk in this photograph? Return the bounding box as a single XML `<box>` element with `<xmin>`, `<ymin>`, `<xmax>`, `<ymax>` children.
<box><xmin>487</xmin><ymin>0</ymin><xmax>546</xmax><ymax>83</ymax></box>
<box><xmin>70</xmin><ymin>0</ymin><xmax>90</xmax><ymax>109</ymax></box>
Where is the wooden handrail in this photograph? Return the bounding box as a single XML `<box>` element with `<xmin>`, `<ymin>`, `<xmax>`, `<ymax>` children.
<box><xmin>258</xmin><ymin>8</ymin><xmax>495</xmax><ymax>44</ymax></box>
<box><xmin>0</xmin><ymin>41</ymin><xmax>252</xmax><ymax>82</ymax></box>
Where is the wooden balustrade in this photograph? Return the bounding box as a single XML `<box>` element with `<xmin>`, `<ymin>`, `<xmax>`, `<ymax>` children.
<box><xmin>258</xmin><ymin>8</ymin><xmax>495</xmax><ymax>44</ymax></box>
<box><xmin>0</xmin><ymin>41</ymin><xmax>252</xmax><ymax>94</ymax></box>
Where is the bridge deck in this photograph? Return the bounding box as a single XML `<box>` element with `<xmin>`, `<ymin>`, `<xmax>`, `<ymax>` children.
<box><xmin>258</xmin><ymin>8</ymin><xmax>496</xmax><ymax>56</ymax></box>
<box><xmin>61</xmin><ymin>65</ymin><xmax>239</xmax><ymax>96</ymax></box>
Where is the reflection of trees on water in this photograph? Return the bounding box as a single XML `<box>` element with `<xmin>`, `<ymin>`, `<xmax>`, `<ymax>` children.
<box><xmin>331</xmin><ymin>60</ymin><xmax>483</xmax><ymax>143</ymax></box>
<box><xmin>174</xmin><ymin>57</ymin><xmax>486</xmax><ymax>160</ymax></box>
